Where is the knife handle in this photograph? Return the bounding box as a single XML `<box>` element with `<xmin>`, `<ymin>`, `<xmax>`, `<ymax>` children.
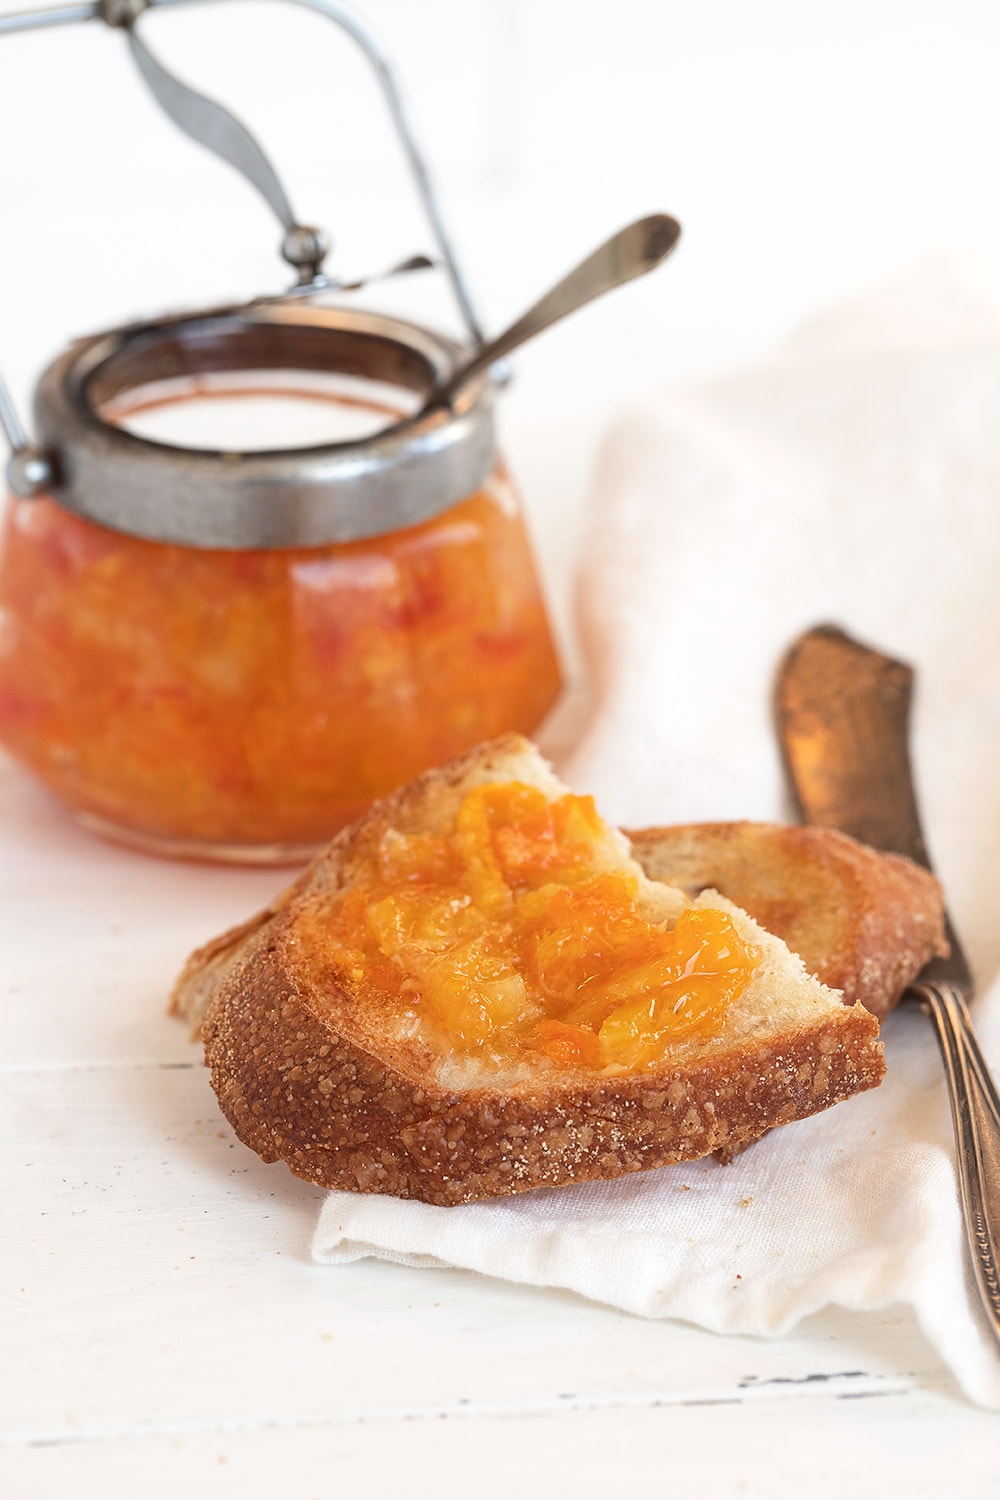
<box><xmin>914</xmin><ymin>980</ymin><xmax>1000</xmax><ymax>1338</ymax></box>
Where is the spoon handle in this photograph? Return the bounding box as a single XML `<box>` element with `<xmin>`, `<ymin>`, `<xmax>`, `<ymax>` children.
<box><xmin>433</xmin><ymin>213</ymin><xmax>681</xmax><ymax>408</ymax></box>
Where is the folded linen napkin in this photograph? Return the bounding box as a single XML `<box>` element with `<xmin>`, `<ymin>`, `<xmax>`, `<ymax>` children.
<box><xmin>314</xmin><ymin>254</ymin><xmax>1000</xmax><ymax>1410</ymax></box>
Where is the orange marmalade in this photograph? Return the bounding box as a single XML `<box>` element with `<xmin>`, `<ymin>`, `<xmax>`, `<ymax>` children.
<box><xmin>323</xmin><ymin>783</ymin><xmax>762</xmax><ymax>1071</ymax></box>
<box><xmin>0</xmin><ymin>474</ymin><xmax>561</xmax><ymax>857</ymax></box>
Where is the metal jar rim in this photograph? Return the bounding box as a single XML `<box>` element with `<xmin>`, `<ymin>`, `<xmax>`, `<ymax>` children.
<box><xmin>32</xmin><ymin>302</ymin><xmax>496</xmax><ymax>549</ymax></box>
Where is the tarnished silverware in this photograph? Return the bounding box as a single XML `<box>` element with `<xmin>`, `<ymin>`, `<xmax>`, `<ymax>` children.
<box><xmin>777</xmin><ymin>623</ymin><xmax>1000</xmax><ymax>1349</ymax></box>
<box><xmin>426</xmin><ymin>215</ymin><xmax>681</xmax><ymax>411</ymax></box>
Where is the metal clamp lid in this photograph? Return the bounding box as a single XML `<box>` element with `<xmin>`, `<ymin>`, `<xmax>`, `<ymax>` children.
<box><xmin>33</xmin><ymin>302</ymin><xmax>495</xmax><ymax>548</ymax></box>
<box><xmin>0</xmin><ymin>0</ymin><xmax>489</xmax><ymax>523</ymax></box>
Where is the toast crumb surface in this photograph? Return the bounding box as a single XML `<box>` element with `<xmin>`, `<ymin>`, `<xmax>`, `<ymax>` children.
<box><xmin>175</xmin><ymin>736</ymin><xmax>885</xmax><ymax>1205</ymax></box>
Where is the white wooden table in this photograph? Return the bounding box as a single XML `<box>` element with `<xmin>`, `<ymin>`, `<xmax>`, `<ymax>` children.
<box><xmin>4</xmin><ymin>708</ymin><xmax>1000</xmax><ymax>1498</ymax></box>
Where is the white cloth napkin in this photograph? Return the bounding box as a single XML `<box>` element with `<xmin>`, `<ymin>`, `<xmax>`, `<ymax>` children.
<box><xmin>314</xmin><ymin>253</ymin><xmax>1000</xmax><ymax>1410</ymax></box>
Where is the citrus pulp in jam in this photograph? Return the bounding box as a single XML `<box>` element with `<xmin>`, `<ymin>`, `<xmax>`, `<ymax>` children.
<box><xmin>325</xmin><ymin>782</ymin><xmax>762</xmax><ymax>1070</ymax></box>
<box><xmin>0</xmin><ymin>477</ymin><xmax>561</xmax><ymax>854</ymax></box>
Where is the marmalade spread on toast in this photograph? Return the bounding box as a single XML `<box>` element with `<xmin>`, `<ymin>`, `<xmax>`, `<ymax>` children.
<box><xmin>325</xmin><ymin>782</ymin><xmax>762</xmax><ymax>1071</ymax></box>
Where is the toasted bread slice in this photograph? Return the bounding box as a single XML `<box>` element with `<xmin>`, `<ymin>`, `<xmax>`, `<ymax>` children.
<box><xmin>628</xmin><ymin>822</ymin><xmax>947</xmax><ymax>1023</ymax></box>
<box><xmin>173</xmin><ymin>737</ymin><xmax>884</xmax><ymax>1205</ymax></box>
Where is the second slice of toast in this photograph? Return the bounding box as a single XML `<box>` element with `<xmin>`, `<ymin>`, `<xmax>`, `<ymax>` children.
<box><xmin>628</xmin><ymin>822</ymin><xmax>947</xmax><ymax>1021</ymax></box>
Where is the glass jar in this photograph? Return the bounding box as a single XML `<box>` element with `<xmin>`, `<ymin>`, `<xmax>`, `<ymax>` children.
<box><xmin>0</xmin><ymin>306</ymin><xmax>562</xmax><ymax>861</ymax></box>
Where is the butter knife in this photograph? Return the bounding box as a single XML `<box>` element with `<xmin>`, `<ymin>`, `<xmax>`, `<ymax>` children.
<box><xmin>776</xmin><ymin>623</ymin><xmax>1000</xmax><ymax>1348</ymax></box>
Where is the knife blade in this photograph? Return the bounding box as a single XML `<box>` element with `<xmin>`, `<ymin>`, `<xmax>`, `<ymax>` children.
<box><xmin>776</xmin><ymin>623</ymin><xmax>1000</xmax><ymax>1347</ymax></box>
<box><xmin>776</xmin><ymin>623</ymin><xmax>970</xmax><ymax>990</ymax></box>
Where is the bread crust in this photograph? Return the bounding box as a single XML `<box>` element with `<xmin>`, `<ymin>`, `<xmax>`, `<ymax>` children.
<box><xmin>201</xmin><ymin>915</ymin><xmax>883</xmax><ymax>1205</ymax></box>
<box><xmin>627</xmin><ymin>821</ymin><xmax>947</xmax><ymax>1022</ymax></box>
<box><xmin>178</xmin><ymin>740</ymin><xmax>885</xmax><ymax>1206</ymax></box>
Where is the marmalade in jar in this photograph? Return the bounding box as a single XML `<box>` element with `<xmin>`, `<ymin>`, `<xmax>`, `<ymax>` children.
<box><xmin>314</xmin><ymin>782</ymin><xmax>762</xmax><ymax>1071</ymax></box>
<box><xmin>0</xmin><ymin>473</ymin><xmax>561</xmax><ymax>858</ymax></box>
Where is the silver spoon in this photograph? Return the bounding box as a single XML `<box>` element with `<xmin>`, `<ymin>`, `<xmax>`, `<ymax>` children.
<box><xmin>428</xmin><ymin>213</ymin><xmax>681</xmax><ymax>410</ymax></box>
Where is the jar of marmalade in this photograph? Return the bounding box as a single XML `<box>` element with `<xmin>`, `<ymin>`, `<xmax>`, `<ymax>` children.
<box><xmin>0</xmin><ymin>304</ymin><xmax>561</xmax><ymax>861</ymax></box>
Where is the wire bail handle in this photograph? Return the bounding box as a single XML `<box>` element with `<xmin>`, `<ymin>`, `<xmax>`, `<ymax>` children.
<box><xmin>0</xmin><ymin>0</ymin><xmax>487</xmax><ymax>497</ymax></box>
